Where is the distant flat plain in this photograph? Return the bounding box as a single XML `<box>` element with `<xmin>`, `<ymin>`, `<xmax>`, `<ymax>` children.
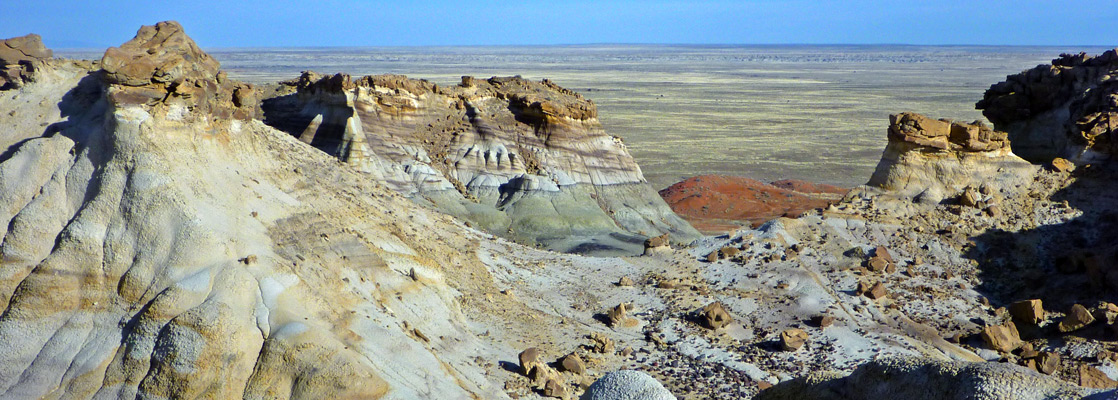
<box><xmin>60</xmin><ymin>45</ymin><xmax>1106</xmax><ymax>188</ymax></box>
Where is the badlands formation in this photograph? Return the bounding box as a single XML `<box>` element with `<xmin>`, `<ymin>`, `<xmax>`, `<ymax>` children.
<box><xmin>0</xmin><ymin>21</ymin><xmax>1116</xmax><ymax>400</ymax></box>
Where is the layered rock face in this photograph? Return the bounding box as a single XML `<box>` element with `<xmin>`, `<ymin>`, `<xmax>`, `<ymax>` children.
<box><xmin>867</xmin><ymin>112</ymin><xmax>1036</xmax><ymax>204</ymax></box>
<box><xmin>0</xmin><ymin>22</ymin><xmax>520</xmax><ymax>399</ymax></box>
<box><xmin>261</xmin><ymin>71</ymin><xmax>699</xmax><ymax>255</ymax></box>
<box><xmin>978</xmin><ymin>49</ymin><xmax>1118</xmax><ymax>163</ymax></box>
<box><xmin>0</xmin><ymin>33</ymin><xmax>52</xmax><ymax>89</ymax></box>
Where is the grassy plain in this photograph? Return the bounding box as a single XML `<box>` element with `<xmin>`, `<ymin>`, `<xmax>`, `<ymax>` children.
<box><xmin>61</xmin><ymin>45</ymin><xmax>1103</xmax><ymax>188</ymax></box>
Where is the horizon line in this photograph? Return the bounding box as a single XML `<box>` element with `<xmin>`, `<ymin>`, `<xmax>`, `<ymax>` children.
<box><xmin>49</xmin><ymin>42</ymin><xmax>1115</xmax><ymax>52</ymax></box>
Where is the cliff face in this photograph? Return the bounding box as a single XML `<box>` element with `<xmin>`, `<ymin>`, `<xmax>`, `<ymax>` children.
<box><xmin>867</xmin><ymin>112</ymin><xmax>1036</xmax><ymax>204</ymax></box>
<box><xmin>978</xmin><ymin>49</ymin><xmax>1118</xmax><ymax>163</ymax></box>
<box><xmin>261</xmin><ymin>71</ymin><xmax>700</xmax><ymax>255</ymax></box>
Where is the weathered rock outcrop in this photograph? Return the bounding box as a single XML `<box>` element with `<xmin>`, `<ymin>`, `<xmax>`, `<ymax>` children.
<box><xmin>99</xmin><ymin>21</ymin><xmax>258</xmax><ymax>120</ymax></box>
<box><xmin>261</xmin><ymin>71</ymin><xmax>700</xmax><ymax>254</ymax></box>
<box><xmin>0</xmin><ymin>33</ymin><xmax>52</xmax><ymax>89</ymax></box>
<box><xmin>978</xmin><ymin>49</ymin><xmax>1118</xmax><ymax>163</ymax></box>
<box><xmin>867</xmin><ymin>112</ymin><xmax>1036</xmax><ymax>203</ymax></box>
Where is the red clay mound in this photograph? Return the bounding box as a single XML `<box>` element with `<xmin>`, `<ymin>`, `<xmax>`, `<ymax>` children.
<box><xmin>659</xmin><ymin>175</ymin><xmax>847</xmax><ymax>234</ymax></box>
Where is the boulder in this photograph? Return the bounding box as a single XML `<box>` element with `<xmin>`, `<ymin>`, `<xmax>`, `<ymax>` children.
<box><xmin>1036</xmin><ymin>351</ymin><xmax>1060</xmax><ymax>375</ymax></box>
<box><xmin>1051</xmin><ymin>157</ymin><xmax>1076</xmax><ymax>172</ymax></box>
<box><xmin>780</xmin><ymin>328</ymin><xmax>810</xmax><ymax>351</ymax></box>
<box><xmin>589</xmin><ymin>333</ymin><xmax>615</xmax><ymax>354</ymax></box>
<box><xmin>864</xmin><ymin>282</ymin><xmax>887</xmax><ymax>300</ymax></box>
<box><xmin>607</xmin><ymin>303</ymin><xmax>637</xmax><ymax>328</ymax></box>
<box><xmin>1008</xmin><ymin>299</ymin><xmax>1045</xmax><ymax>325</ymax></box>
<box><xmin>867</xmin><ymin>257</ymin><xmax>890</xmax><ymax>272</ymax></box>
<box><xmin>810</xmin><ymin>315</ymin><xmax>835</xmax><ymax>328</ymax></box>
<box><xmin>643</xmin><ymin>233</ymin><xmax>670</xmax><ymax>249</ymax></box>
<box><xmin>560</xmin><ymin>353</ymin><xmax>587</xmax><ymax>375</ymax></box>
<box><xmin>813</xmin><ymin>315</ymin><xmax>831</xmax><ymax>328</ymax></box>
<box><xmin>531</xmin><ymin>365</ymin><xmax>562</xmax><ymax>388</ymax></box>
<box><xmin>1079</xmin><ymin>364</ymin><xmax>1118</xmax><ymax>389</ymax></box>
<box><xmin>980</xmin><ymin>322</ymin><xmax>1023</xmax><ymax>352</ymax></box>
<box><xmin>519</xmin><ymin>347</ymin><xmax>543</xmax><ymax>375</ymax></box>
<box><xmin>701</xmin><ymin>301</ymin><xmax>733</xmax><ymax>330</ymax></box>
<box><xmin>581</xmin><ymin>370</ymin><xmax>676</xmax><ymax>400</ymax></box>
<box><xmin>1058</xmin><ymin>304</ymin><xmax>1096</xmax><ymax>333</ymax></box>
<box><xmin>544</xmin><ymin>378</ymin><xmax>571</xmax><ymax>399</ymax></box>
<box><xmin>959</xmin><ymin>186</ymin><xmax>981</xmax><ymax>208</ymax></box>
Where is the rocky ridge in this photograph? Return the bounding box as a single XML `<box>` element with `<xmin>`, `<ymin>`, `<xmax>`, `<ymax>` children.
<box><xmin>978</xmin><ymin>49</ymin><xmax>1118</xmax><ymax>163</ymax></box>
<box><xmin>260</xmin><ymin>70</ymin><xmax>700</xmax><ymax>255</ymax></box>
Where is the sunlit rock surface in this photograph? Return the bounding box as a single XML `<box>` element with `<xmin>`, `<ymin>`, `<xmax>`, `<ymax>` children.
<box><xmin>260</xmin><ymin>71</ymin><xmax>700</xmax><ymax>255</ymax></box>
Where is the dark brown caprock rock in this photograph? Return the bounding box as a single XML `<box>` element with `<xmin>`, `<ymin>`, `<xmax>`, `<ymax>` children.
<box><xmin>866</xmin><ymin>246</ymin><xmax>895</xmax><ymax>273</ymax></box>
<box><xmin>978</xmin><ymin>49</ymin><xmax>1118</xmax><ymax>163</ymax></box>
<box><xmin>643</xmin><ymin>233</ymin><xmax>670</xmax><ymax>249</ymax></box>
<box><xmin>1079</xmin><ymin>364</ymin><xmax>1118</xmax><ymax>389</ymax></box>
<box><xmin>543</xmin><ymin>378</ymin><xmax>570</xmax><ymax>399</ymax></box>
<box><xmin>810</xmin><ymin>315</ymin><xmax>835</xmax><ymax>328</ymax></box>
<box><xmin>780</xmin><ymin>328</ymin><xmax>809</xmax><ymax>351</ymax></box>
<box><xmin>1058</xmin><ymin>304</ymin><xmax>1096</xmax><ymax>333</ymax></box>
<box><xmin>0</xmin><ymin>33</ymin><xmax>52</xmax><ymax>89</ymax></box>
<box><xmin>607</xmin><ymin>303</ymin><xmax>637</xmax><ymax>328</ymax></box>
<box><xmin>862</xmin><ymin>282</ymin><xmax>887</xmax><ymax>300</ymax></box>
<box><xmin>98</xmin><ymin>21</ymin><xmax>257</xmax><ymax>119</ymax></box>
<box><xmin>1008</xmin><ymin>299</ymin><xmax>1045</xmax><ymax>325</ymax></box>
<box><xmin>1051</xmin><ymin>158</ymin><xmax>1075</xmax><ymax>173</ymax></box>
<box><xmin>519</xmin><ymin>347</ymin><xmax>542</xmax><ymax>375</ymax></box>
<box><xmin>980</xmin><ymin>321</ymin><xmax>1023</xmax><ymax>352</ymax></box>
<box><xmin>1036</xmin><ymin>351</ymin><xmax>1060</xmax><ymax>375</ymax></box>
<box><xmin>559</xmin><ymin>353</ymin><xmax>586</xmax><ymax>375</ymax></box>
<box><xmin>701</xmin><ymin>301</ymin><xmax>733</xmax><ymax>330</ymax></box>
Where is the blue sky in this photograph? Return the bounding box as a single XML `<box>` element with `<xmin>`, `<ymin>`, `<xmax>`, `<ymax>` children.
<box><xmin>2</xmin><ymin>1</ymin><xmax>1114</xmax><ymax>48</ymax></box>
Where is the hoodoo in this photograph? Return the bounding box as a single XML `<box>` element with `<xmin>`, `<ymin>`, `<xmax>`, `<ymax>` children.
<box><xmin>867</xmin><ymin>112</ymin><xmax>1035</xmax><ymax>204</ymax></box>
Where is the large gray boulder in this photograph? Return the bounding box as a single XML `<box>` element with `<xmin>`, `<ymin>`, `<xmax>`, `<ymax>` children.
<box><xmin>581</xmin><ymin>370</ymin><xmax>676</xmax><ymax>400</ymax></box>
